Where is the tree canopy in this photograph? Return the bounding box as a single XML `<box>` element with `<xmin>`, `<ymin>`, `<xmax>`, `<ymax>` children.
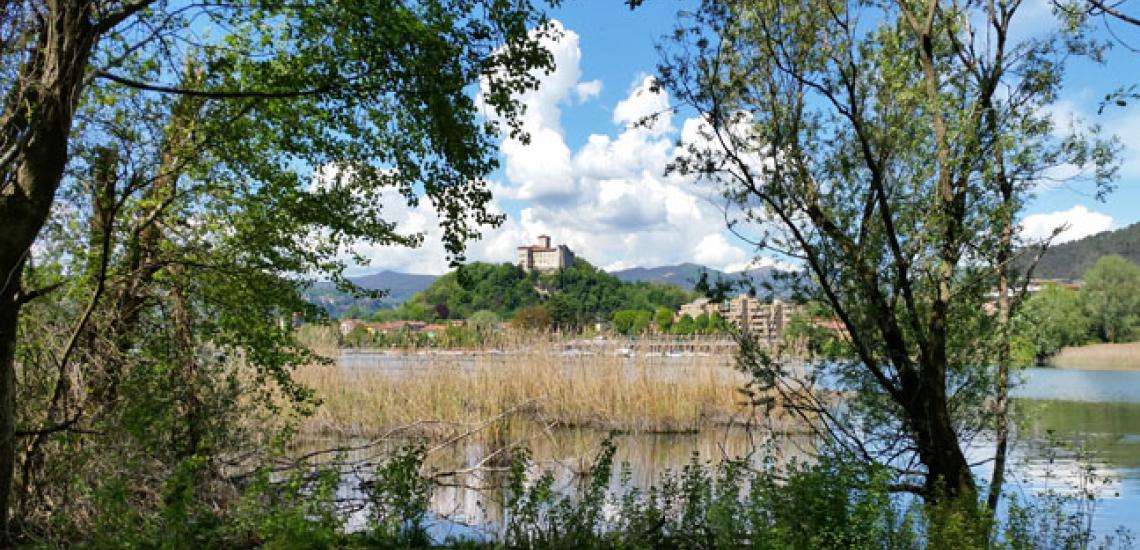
<box><xmin>658</xmin><ymin>0</ymin><xmax>1115</xmax><ymax>501</ymax></box>
<box><xmin>381</xmin><ymin>259</ymin><xmax>694</xmax><ymax>328</ymax></box>
<box><xmin>0</xmin><ymin>0</ymin><xmax>555</xmax><ymax>539</ymax></box>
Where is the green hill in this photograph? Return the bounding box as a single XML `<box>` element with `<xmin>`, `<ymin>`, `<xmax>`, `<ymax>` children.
<box><xmin>1028</xmin><ymin>223</ymin><xmax>1140</xmax><ymax>280</ymax></box>
<box><xmin>377</xmin><ymin>259</ymin><xmax>695</xmax><ymax>327</ymax></box>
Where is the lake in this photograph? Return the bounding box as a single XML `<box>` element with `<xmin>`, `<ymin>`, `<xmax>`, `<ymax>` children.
<box><xmin>326</xmin><ymin>353</ymin><xmax>1140</xmax><ymax>541</ymax></box>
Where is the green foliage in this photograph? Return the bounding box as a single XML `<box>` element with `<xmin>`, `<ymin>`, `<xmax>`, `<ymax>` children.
<box><xmin>655</xmin><ymin>307</ymin><xmax>675</xmax><ymax>333</ymax></box>
<box><xmin>612</xmin><ymin>309</ymin><xmax>654</xmax><ymax>335</ymax></box>
<box><xmin>656</xmin><ymin>0</ymin><xmax>1118</xmax><ymax>498</ymax></box>
<box><xmin>469</xmin><ymin>310</ymin><xmax>501</xmax><ymax>333</ymax></box>
<box><xmin>672</xmin><ymin>314</ymin><xmax>696</xmax><ymax>335</ymax></box>
<box><xmin>8</xmin><ymin>0</ymin><xmax>557</xmax><ymax>541</ymax></box>
<box><xmin>390</xmin><ymin>259</ymin><xmax>694</xmax><ymax>330</ymax></box>
<box><xmin>1081</xmin><ymin>255</ymin><xmax>1140</xmax><ymax>343</ymax></box>
<box><xmin>494</xmin><ymin>442</ymin><xmax>1128</xmax><ymax>550</ymax></box>
<box><xmin>1019</xmin><ymin>285</ymin><xmax>1091</xmax><ymax>361</ymax></box>
<box><xmin>366</xmin><ymin>445</ymin><xmax>433</xmax><ymax>547</ymax></box>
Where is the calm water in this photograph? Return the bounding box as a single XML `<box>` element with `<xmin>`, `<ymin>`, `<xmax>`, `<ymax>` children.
<box><xmin>329</xmin><ymin>354</ymin><xmax>1140</xmax><ymax>540</ymax></box>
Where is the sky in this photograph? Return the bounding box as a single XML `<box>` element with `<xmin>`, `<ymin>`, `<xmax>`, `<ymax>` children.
<box><xmin>344</xmin><ymin>0</ymin><xmax>1140</xmax><ymax>276</ymax></box>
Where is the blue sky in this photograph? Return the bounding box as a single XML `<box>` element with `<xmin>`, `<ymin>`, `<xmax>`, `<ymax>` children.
<box><xmin>353</xmin><ymin>0</ymin><xmax>1139</xmax><ymax>275</ymax></box>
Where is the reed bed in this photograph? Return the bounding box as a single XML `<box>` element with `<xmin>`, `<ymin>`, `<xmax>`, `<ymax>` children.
<box><xmin>291</xmin><ymin>346</ymin><xmax>761</xmax><ymax>438</ymax></box>
<box><xmin>1050</xmin><ymin>341</ymin><xmax>1140</xmax><ymax>371</ymax></box>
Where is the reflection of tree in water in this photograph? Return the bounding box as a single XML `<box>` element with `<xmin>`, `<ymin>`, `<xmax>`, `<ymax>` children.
<box><xmin>1016</xmin><ymin>399</ymin><xmax>1140</xmax><ymax>469</ymax></box>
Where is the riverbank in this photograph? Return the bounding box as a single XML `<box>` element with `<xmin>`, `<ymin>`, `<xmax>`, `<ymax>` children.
<box><xmin>1049</xmin><ymin>341</ymin><xmax>1140</xmax><ymax>371</ymax></box>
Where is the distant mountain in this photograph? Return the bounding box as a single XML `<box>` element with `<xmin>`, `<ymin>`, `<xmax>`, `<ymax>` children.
<box><xmin>351</xmin><ymin>270</ymin><xmax>438</xmax><ymax>295</ymax></box>
<box><xmin>1027</xmin><ymin>223</ymin><xmax>1140</xmax><ymax>280</ymax></box>
<box><xmin>609</xmin><ymin>263</ymin><xmax>713</xmax><ymax>290</ymax></box>
<box><xmin>304</xmin><ymin>270</ymin><xmax>438</xmax><ymax>318</ymax></box>
<box><xmin>610</xmin><ymin>263</ymin><xmax>793</xmax><ymax>298</ymax></box>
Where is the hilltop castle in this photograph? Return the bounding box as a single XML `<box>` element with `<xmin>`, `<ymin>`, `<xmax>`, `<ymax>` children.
<box><xmin>517</xmin><ymin>235</ymin><xmax>575</xmax><ymax>273</ymax></box>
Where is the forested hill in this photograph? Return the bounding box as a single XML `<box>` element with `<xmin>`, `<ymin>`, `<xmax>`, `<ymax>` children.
<box><xmin>611</xmin><ymin>262</ymin><xmax>793</xmax><ymax>297</ymax></box>
<box><xmin>378</xmin><ymin>259</ymin><xmax>695</xmax><ymax>326</ymax></box>
<box><xmin>1029</xmin><ymin>223</ymin><xmax>1140</xmax><ymax>280</ymax></box>
<box><xmin>304</xmin><ymin>270</ymin><xmax>438</xmax><ymax>318</ymax></box>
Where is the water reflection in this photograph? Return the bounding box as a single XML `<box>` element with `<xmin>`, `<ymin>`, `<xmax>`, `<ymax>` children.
<box><xmin>322</xmin><ymin>356</ymin><xmax>1140</xmax><ymax>539</ymax></box>
<box><xmin>301</xmin><ymin>423</ymin><xmax>816</xmax><ymax>540</ymax></box>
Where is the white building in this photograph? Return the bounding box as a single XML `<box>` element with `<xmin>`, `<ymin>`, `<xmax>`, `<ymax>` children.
<box><xmin>517</xmin><ymin>234</ymin><xmax>575</xmax><ymax>273</ymax></box>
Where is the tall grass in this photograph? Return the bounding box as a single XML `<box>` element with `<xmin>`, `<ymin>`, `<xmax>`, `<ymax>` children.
<box><xmin>290</xmin><ymin>345</ymin><xmax>789</xmax><ymax>437</ymax></box>
<box><xmin>1050</xmin><ymin>341</ymin><xmax>1140</xmax><ymax>371</ymax></box>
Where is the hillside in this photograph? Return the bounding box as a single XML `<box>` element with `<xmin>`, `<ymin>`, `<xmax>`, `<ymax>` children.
<box><xmin>610</xmin><ymin>263</ymin><xmax>712</xmax><ymax>289</ymax></box>
<box><xmin>380</xmin><ymin>259</ymin><xmax>695</xmax><ymax>326</ymax></box>
<box><xmin>351</xmin><ymin>270</ymin><xmax>438</xmax><ymax>296</ymax></box>
<box><xmin>304</xmin><ymin>270</ymin><xmax>438</xmax><ymax>318</ymax></box>
<box><xmin>309</xmin><ymin>260</ymin><xmax>799</xmax><ymax>319</ymax></box>
<box><xmin>1028</xmin><ymin>222</ymin><xmax>1140</xmax><ymax>280</ymax></box>
<box><xmin>610</xmin><ymin>263</ymin><xmax>793</xmax><ymax>298</ymax></box>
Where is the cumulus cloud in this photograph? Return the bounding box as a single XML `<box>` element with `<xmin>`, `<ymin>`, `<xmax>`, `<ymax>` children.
<box><xmin>612</xmin><ymin>75</ymin><xmax>672</xmax><ymax>135</ymax></box>
<box><xmin>575</xmin><ymin>79</ymin><xmax>602</xmax><ymax>103</ymax></box>
<box><xmin>343</xmin><ymin>20</ymin><xmax>784</xmax><ymax>275</ymax></box>
<box><xmin>1020</xmin><ymin>205</ymin><xmax>1114</xmax><ymax>245</ymax></box>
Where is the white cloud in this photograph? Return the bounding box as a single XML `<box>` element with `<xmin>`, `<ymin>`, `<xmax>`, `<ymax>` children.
<box><xmin>575</xmin><ymin>79</ymin><xmax>602</xmax><ymax>103</ymax></box>
<box><xmin>1020</xmin><ymin>205</ymin><xmax>1114</xmax><ymax>244</ymax></box>
<box><xmin>693</xmin><ymin>234</ymin><xmax>748</xmax><ymax>269</ymax></box>
<box><xmin>342</xmin><ymin>20</ymin><xmax>781</xmax><ymax>276</ymax></box>
<box><xmin>612</xmin><ymin>75</ymin><xmax>672</xmax><ymax>135</ymax></box>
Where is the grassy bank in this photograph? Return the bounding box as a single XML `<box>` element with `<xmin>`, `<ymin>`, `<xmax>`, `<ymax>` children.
<box><xmin>1049</xmin><ymin>341</ymin><xmax>1140</xmax><ymax>371</ymax></box>
<box><xmin>290</xmin><ymin>347</ymin><xmax>784</xmax><ymax>437</ymax></box>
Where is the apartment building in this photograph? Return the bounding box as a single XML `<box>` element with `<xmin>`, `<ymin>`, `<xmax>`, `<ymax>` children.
<box><xmin>676</xmin><ymin>294</ymin><xmax>801</xmax><ymax>344</ymax></box>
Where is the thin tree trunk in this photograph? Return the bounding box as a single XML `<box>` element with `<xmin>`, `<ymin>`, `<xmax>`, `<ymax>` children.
<box><xmin>0</xmin><ymin>287</ymin><xmax>21</xmax><ymax>542</ymax></box>
<box><xmin>987</xmin><ymin>147</ymin><xmax>1015</xmax><ymax>513</ymax></box>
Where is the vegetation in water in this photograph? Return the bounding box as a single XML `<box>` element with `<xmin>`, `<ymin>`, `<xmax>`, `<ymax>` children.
<box><xmin>44</xmin><ymin>439</ymin><xmax>1133</xmax><ymax>549</ymax></box>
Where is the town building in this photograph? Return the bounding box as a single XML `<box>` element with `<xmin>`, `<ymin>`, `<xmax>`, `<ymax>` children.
<box><xmin>517</xmin><ymin>234</ymin><xmax>575</xmax><ymax>273</ymax></box>
<box><xmin>675</xmin><ymin>294</ymin><xmax>802</xmax><ymax>344</ymax></box>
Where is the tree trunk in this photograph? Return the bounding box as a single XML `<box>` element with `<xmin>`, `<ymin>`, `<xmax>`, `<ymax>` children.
<box><xmin>0</xmin><ymin>286</ymin><xmax>21</xmax><ymax>542</ymax></box>
<box><xmin>909</xmin><ymin>377</ymin><xmax>977</xmax><ymax>499</ymax></box>
<box><xmin>0</xmin><ymin>2</ymin><xmax>100</xmax><ymax>538</ymax></box>
<box><xmin>987</xmin><ymin>138</ymin><xmax>1015</xmax><ymax>513</ymax></box>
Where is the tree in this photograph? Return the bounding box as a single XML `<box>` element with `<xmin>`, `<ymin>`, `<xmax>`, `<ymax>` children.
<box><xmin>612</xmin><ymin>310</ymin><xmax>650</xmax><ymax>336</ymax></box>
<box><xmin>0</xmin><ymin>0</ymin><xmax>553</xmax><ymax>538</ymax></box>
<box><xmin>1082</xmin><ymin>255</ymin><xmax>1140</xmax><ymax>342</ymax></box>
<box><xmin>1020</xmin><ymin>285</ymin><xmax>1090</xmax><ymax>361</ymax></box>
<box><xmin>632</xmin><ymin>310</ymin><xmax>654</xmax><ymax>335</ymax></box>
<box><xmin>469</xmin><ymin>310</ymin><xmax>500</xmax><ymax>335</ymax></box>
<box><xmin>658</xmin><ymin>0</ymin><xmax>1114</xmax><ymax>502</ymax></box>
<box><xmin>708</xmin><ymin>312</ymin><xmax>730</xmax><ymax>334</ymax></box>
<box><xmin>694</xmin><ymin>313</ymin><xmax>710</xmax><ymax>334</ymax></box>
<box><xmin>654</xmin><ymin>307</ymin><xmax>674</xmax><ymax>333</ymax></box>
<box><xmin>512</xmin><ymin>306</ymin><xmax>552</xmax><ymax>332</ymax></box>
<box><xmin>672</xmin><ymin>314</ymin><xmax>696</xmax><ymax>336</ymax></box>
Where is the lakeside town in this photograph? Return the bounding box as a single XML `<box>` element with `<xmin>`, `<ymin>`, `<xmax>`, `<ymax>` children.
<box><xmin>332</xmin><ymin>235</ymin><xmax>811</xmax><ymax>348</ymax></box>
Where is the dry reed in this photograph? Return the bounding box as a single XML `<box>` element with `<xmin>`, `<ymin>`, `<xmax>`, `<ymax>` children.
<box><xmin>1049</xmin><ymin>341</ymin><xmax>1140</xmax><ymax>371</ymax></box>
<box><xmin>291</xmin><ymin>344</ymin><xmax>759</xmax><ymax>438</ymax></box>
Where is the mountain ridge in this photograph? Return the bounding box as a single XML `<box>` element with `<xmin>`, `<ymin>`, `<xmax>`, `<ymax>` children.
<box><xmin>307</xmin><ymin>261</ymin><xmax>798</xmax><ymax>317</ymax></box>
<box><xmin>1027</xmin><ymin>222</ymin><xmax>1140</xmax><ymax>280</ymax></box>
